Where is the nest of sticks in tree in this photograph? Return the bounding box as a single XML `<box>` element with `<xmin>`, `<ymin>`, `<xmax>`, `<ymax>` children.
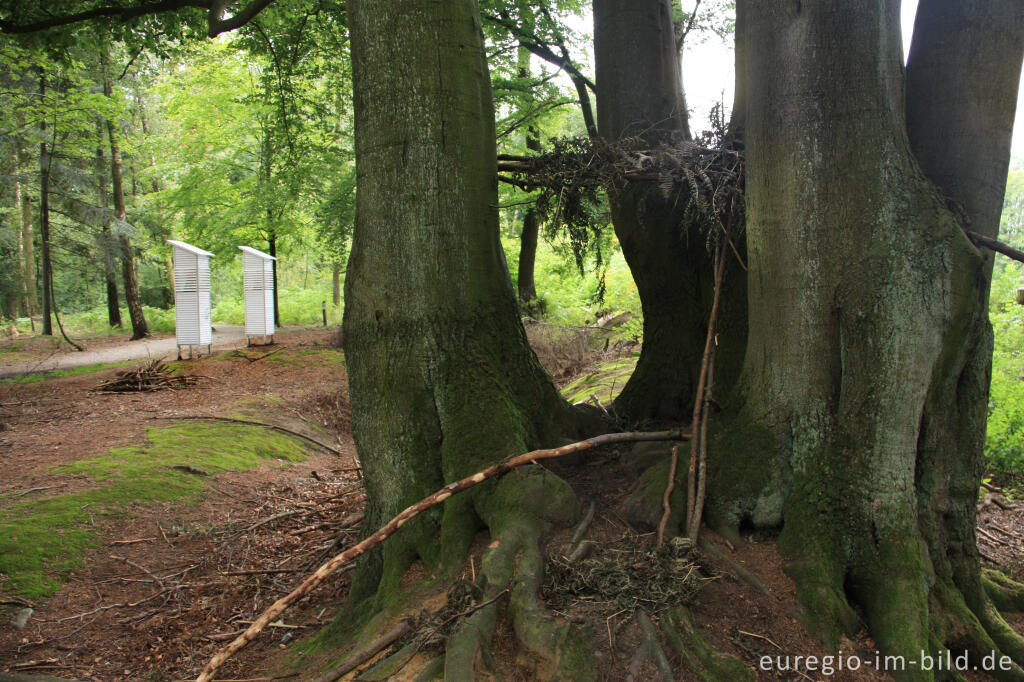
<box><xmin>498</xmin><ymin>136</ymin><xmax>746</xmax><ymax>264</ymax></box>
<box><xmin>94</xmin><ymin>359</ymin><xmax>207</xmax><ymax>393</ymax></box>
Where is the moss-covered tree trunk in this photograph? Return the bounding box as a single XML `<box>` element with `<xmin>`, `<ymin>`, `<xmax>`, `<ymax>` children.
<box><xmin>706</xmin><ymin>2</ymin><xmax>1024</xmax><ymax>678</ymax></box>
<box><xmin>595</xmin><ymin>0</ymin><xmax>745</xmax><ymax>423</ymax></box>
<box><xmin>341</xmin><ymin>1</ymin><xmax>592</xmax><ymax>676</ymax></box>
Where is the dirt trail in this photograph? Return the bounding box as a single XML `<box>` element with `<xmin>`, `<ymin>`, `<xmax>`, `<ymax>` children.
<box><xmin>0</xmin><ymin>326</ymin><xmax>300</xmax><ymax>378</ymax></box>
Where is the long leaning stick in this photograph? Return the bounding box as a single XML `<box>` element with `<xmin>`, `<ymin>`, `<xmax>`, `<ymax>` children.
<box><xmin>196</xmin><ymin>428</ymin><xmax>688</xmax><ymax>681</ymax></box>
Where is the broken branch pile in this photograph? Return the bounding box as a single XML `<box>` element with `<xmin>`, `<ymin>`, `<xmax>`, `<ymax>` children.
<box><xmin>94</xmin><ymin>359</ymin><xmax>206</xmax><ymax>393</ymax></box>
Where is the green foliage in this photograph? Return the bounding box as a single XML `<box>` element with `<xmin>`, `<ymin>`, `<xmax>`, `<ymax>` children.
<box><xmin>59</xmin><ymin>304</ymin><xmax>176</xmax><ymax>335</ymax></box>
<box><xmin>213</xmin><ymin>288</ymin><xmax>343</xmax><ymax>327</ymax></box>
<box><xmin>987</xmin><ymin>167</ymin><xmax>1024</xmax><ymax>477</ymax></box>
<box><xmin>0</xmin><ymin>420</ymin><xmax>310</xmax><ymax>598</ymax></box>
<box><xmin>504</xmin><ymin>233</ymin><xmax>640</xmax><ymax>327</ymax></box>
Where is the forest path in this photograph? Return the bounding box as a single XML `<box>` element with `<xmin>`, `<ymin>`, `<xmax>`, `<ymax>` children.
<box><xmin>0</xmin><ymin>325</ymin><xmax>260</xmax><ymax>378</ymax></box>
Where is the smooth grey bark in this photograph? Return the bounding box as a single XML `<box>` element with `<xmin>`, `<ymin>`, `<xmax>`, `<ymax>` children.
<box><xmin>595</xmin><ymin>0</ymin><xmax>746</xmax><ymax>423</ymax></box>
<box><xmin>338</xmin><ymin>1</ymin><xmax>590</xmax><ymax>676</ymax></box>
<box><xmin>705</xmin><ymin>2</ymin><xmax>1024</xmax><ymax>679</ymax></box>
<box><xmin>905</xmin><ymin>0</ymin><xmax>1024</xmax><ymax>667</ymax></box>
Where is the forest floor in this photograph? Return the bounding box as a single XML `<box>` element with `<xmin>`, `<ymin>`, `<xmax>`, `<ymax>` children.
<box><xmin>0</xmin><ymin>326</ymin><xmax>1021</xmax><ymax>681</ymax></box>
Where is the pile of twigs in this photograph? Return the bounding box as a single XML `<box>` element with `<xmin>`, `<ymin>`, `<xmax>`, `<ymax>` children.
<box><xmin>95</xmin><ymin>359</ymin><xmax>205</xmax><ymax>393</ymax></box>
<box><xmin>543</xmin><ymin>535</ymin><xmax>709</xmax><ymax>617</ymax></box>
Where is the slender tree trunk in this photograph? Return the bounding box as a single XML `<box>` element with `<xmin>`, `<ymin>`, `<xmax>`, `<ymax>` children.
<box><xmin>706</xmin><ymin>2</ymin><xmax>1024</xmax><ymax>677</ymax></box>
<box><xmin>97</xmin><ymin>119</ymin><xmax>121</xmax><ymax>328</ymax></box>
<box><xmin>137</xmin><ymin>95</ymin><xmax>174</xmax><ymax>304</ymax></box>
<box><xmin>102</xmin><ymin>51</ymin><xmax>148</xmax><ymax>340</ymax></box>
<box><xmin>515</xmin><ymin>21</ymin><xmax>541</xmax><ymax>310</ymax></box>
<box><xmin>38</xmin><ymin>69</ymin><xmax>52</xmax><ymax>337</ymax></box>
<box><xmin>340</xmin><ymin>2</ymin><xmax>590</xmax><ymax>675</ymax></box>
<box><xmin>21</xmin><ymin>181</ymin><xmax>36</xmax><ymax>318</ymax></box>
<box><xmin>331</xmin><ymin>261</ymin><xmax>341</xmax><ymax>307</ymax></box>
<box><xmin>11</xmin><ymin>145</ymin><xmax>26</xmax><ymax>318</ymax></box>
<box><xmin>268</xmin><ymin>229</ymin><xmax>279</xmax><ymax>327</ymax></box>
<box><xmin>516</xmin><ymin>184</ymin><xmax>540</xmax><ymax>308</ymax></box>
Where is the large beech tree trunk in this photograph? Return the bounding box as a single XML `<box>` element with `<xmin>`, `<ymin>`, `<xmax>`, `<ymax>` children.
<box><xmin>339</xmin><ymin>1</ymin><xmax>593</xmax><ymax>676</ymax></box>
<box><xmin>704</xmin><ymin>2</ymin><xmax>1024</xmax><ymax>678</ymax></box>
<box><xmin>594</xmin><ymin>0</ymin><xmax>745</xmax><ymax>423</ymax></box>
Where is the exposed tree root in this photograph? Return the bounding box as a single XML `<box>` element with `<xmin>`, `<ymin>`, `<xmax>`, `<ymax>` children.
<box><xmin>696</xmin><ymin>536</ymin><xmax>777</xmax><ymax>602</ymax></box>
<box><xmin>196</xmin><ymin>430</ymin><xmax>685</xmax><ymax>682</ymax></box>
<box><xmin>984</xmin><ymin>570</ymin><xmax>1024</xmax><ymax>613</ymax></box>
<box><xmin>635</xmin><ymin>608</ymin><xmax>674</xmax><ymax>682</ymax></box>
<box><xmin>312</xmin><ymin>619</ymin><xmax>415</xmax><ymax>682</ymax></box>
<box><xmin>659</xmin><ymin>606</ymin><xmax>754</xmax><ymax>681</ymax></box>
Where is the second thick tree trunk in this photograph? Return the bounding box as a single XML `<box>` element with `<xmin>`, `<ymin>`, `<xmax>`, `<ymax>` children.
<box><xmin>340</xmin><ymin>2</ymin><xmax>591</xmax><ymax>675</ymax></box>
<box><xmin>709</xmin><ymin>2</ymin><xmax>1024</xmax><ymax>677</ymax></box>
<box><xmin>594</xmin><ymin>0</ymin><xmax>746</xmax><ymax>422</ymax></box>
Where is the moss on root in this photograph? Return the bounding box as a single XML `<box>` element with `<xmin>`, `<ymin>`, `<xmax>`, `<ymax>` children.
<box><xmin>704</xmin><ymin>413</ymin><xmax>785</xmax><ymax>535</ymax></box>
<box><xmin>984</xmin><ymin>570</ymin><xmax>1024</xmax><ymax>613</ymax></box>
<box><xmin>617</xmin><ymin>456</ymin><xmax>687</xmax><ymax>534</ymax></box>
<box><xmin>661</xmin><ymin>606</ymin><xmax>755</xmax><ymax>682</ymax></box>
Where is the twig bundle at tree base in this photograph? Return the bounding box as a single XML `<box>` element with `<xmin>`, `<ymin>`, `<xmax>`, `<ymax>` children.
<box><xmin>195</xmin><ymin>429</ymin><xmax>688</xmax><ymax>682</ymax></box>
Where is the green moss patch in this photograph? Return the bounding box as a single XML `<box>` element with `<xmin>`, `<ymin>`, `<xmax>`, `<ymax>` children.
<box><xmin>266</xmin><ymin>347</ymin><xmax>345</xmax><ymax>367</ymax></box>
<box><xmin>561</xmin><ymin>354</ymin><xmax>638</xmax><ymax>405</ymax></box>
<box><xmin>0</xmin><ymin>421</ymin><xmax>310</xmax><ymax>599</ymax></box>
<box><xmin>1</xmin><ymin>360</ymin><xmax>135</xmax><ymax>384</ymax></box>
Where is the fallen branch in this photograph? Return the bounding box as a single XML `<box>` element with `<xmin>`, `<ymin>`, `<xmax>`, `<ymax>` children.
<box><xmin>428</xmin><ymin>587</ymin><xmax>511</xmax><ymax>636</ymax></box>
<box><xmin>243</xmin><ymin>348</ymin><xmax>285</xmax><ymax>363</ymax></box>
<box><xmin>195</xmin><ymin>428</ymin><xmax>688</xmax><ymax>682</ymax></box>
<box><xmin>686</xmin><ymin>242</ymin><xmax>726</xmax><ymax>541</ymax></box>
<box><xmin>220</xmin><ymin>568</ymin><xmax>304</xmax><ymax>577</ymax></box>
<box><xmin>311</xmin><ymin>618</ymin><xmax>416</xmax><ymax>682</ymax></box>
<box><xmin>697</xmin><ymin>536</ymin><xmax>778</xmax><ymax>601</ymax></box>
<box><xmin>156</xmin><ymin>415</ymin><xmax>343</xmax><ymax>456</ymax></box>
<box><xmin>657</xmin><ymin>445</ymin><xmax>680</xmax><ymax>546</ymax></box>
<box><xmin>243</xmin><ymin>510</ymin><xmax>302</xmax><ymax>533</ymax></box>
<box><xmin>12</xmin><ymin>486</ymin><xmax>56</xmax><ymax>497</ymax></box>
